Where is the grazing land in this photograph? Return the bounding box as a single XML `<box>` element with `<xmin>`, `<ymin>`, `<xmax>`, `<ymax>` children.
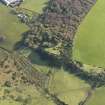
<box><xmin>87</xmin><ymin>87</ymin><xmax>105</xmax><ymax>105</ymax></box>
<box><xmin>0</xmin><ymin>4</ymin><xmax>28</xmax><ymax>50</ymax></box>
<box><xmin>1</xmin><ymin>0</ymin><xmax>105</xmax><ymax>105</ymax></box>
<box><xmin>73</xmin><ymin>0</ymin><xmax>105</xmax><ymax>68</ymax></box>
<box><xmin>49</xmin><ymin>69</ymin><xmax>90</xmax><ymax>105</ymax></box>
<box><xmin>0</xmin><ymin>0</ymin><xmax>48</xmax><ymax>50</ymax></box>
<box><xmin>20</xmin><ymin>0</ymin><xmax>48</xmax><ymax>13</ymax></box>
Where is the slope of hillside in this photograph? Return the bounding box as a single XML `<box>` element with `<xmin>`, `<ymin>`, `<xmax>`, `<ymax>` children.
<box><xmin>20</xmin><ymin>0</ymin><xmax>48</xmax><ymax>13</ymax></box>
<box><xmin>1</xmin><ymin>0</ymin><xmax>105</xmax><ymax>105</ymax></box>
<box><xmin>0</xmin><ymin>47</ymin><xmax>56</xmax><ymax>105</ymax></box>
<box><xmin>0</xmin><ymin>0</ymin><xmax>48</xmax><ymax>51</ymax></box>
<box><xmin>87</xmin><ymin>87</ymin><xmax>105</xmax><ymax>105</ymax></box>
<box><xmin>0</xmin><ymin>47</ymin><xmax>92</xmax><ymax>105</ymax></box>
<box><xmin>0</xmin><ymin>4</ymin><xmax>28</xmax><ymax>50</ymax></box>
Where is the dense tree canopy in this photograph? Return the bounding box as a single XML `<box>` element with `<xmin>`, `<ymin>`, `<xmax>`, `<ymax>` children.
<box><xmin>20</xmin><ymin>0</ymin><xmax>96</xmax><ymax>61</ymax></box>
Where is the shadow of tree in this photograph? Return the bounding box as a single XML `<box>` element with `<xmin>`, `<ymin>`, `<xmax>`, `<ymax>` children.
<box><xmin>13</xmin><ymin>31</ymin><xmax>29</xmax><ymax>50</ymax></box>
<box><xmin>28</xmin><ymin>50</ymin><xmax>49</xmax><ymax>66</ymax></box>
<box><xmin>14</xmin><ymin>30</ymin><xmax>62</xmax><ymax>69</ymax></box>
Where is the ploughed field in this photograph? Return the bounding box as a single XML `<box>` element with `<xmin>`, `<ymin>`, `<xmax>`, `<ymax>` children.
<box><xmin>73</xmin><ymin>0</ymin><xmax>105</xmax><ymax>68</ymax></box>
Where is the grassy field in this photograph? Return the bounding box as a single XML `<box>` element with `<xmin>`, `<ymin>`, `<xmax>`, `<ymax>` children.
<box><xmin>0</xmin><ymin>85</ymin><xmax>55</xmax><ymax>105</ymax></box>
<box><xmin>87</xmin><ymin>87</ymin><xmax>105</xmax><ymax>105</ymax></box>
<box><xmin>0</xmin><ymin>4</ymin><xmax>28</xmax><ymax>50</ymax></box>
<box><xmin>25</xmin><ymin>50</ymin><xmax>90</xmax><ymax>105</ymax></box>
<box><xmin>73</xmin><ymin>0</ymin><xmax>105</xmax><ymax>68</ymax></box>
<box><xmin>0</xmin><ymin>0</ymin><xmax>48</xmax><ymax>51</ymax></box>
<box><xmin>20</xmin><ymin>0</ymin><xmax>48</xmax><ymax>13</ymax></box>
<box><xmin>19</xmin><ymin>46</ymin><xmax>91</xmax><ymax>105</ymax></box>
<box><xmin>48</xmin><ymin>69</ymin><xmax>90</xmax><ymax>105</ymax></box>
<box><xmin>1</xmin><ymin>0</ymin><xmax>105</xmax><ymax>105</ymax></box>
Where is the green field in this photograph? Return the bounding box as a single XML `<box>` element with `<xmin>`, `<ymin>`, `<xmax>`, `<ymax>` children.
<box><xmin>26</xmin><ymin>49</ymin><xmax>90</xmax><ymax>105</ymax></box>
<box><xmin>0</xmin><ymin>0</ymin><xmax>48</xmax><ymax>51</ymax></box>
<box><xmin>73</xmin><ymin>0</ymin><xmax>105</xmax><ymax>68</ymax></box>
<box><xmin>1</xmin><ymin>0</ymin><xmax>105</xmax><ymax>105</ymax></box>
<box><xmin>21</xmin><ymin>49</ymin><xmax>90</xmax><ymax>105</ymax></box>
<box><xmin>49</xmin><ymin>69</ymin><xmax>90</xmax><ymax>105</ymax></box>
<box><xmin>0</xmin><ymin>4</ymin><xmax>28</xmax><ymax>50</ymax></box>
<box><xmin>20</xmin><ymin>0</ymin><xmax>48</xmax><ymax>13</ymax></box>
<box><xmin>87</xmin><ymin>87</ymin><xmax>105</xmax><ymax>105</ymax></box>
<box><xmin>0</xmin><ymin>85</ymin><xmax>55</xmax><ymax>105</ymax></box>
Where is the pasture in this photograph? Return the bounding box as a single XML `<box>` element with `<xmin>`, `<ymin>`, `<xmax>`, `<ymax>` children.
<box><xmin>49</xmin><ymin>69</ymin><xmax>90</xmax><ymax>105</ymax></box>
<box><xmin>87</xmin><ymin>87</ymin><xmax>105</xmax><ymax>105</ymax></box>
<box><xmin>1</xmin><ymin>0</ymin><xmax>105</xmax><ymax>105</ymax></box>
<box><xmin>0</xmin><ymin>0</ymin><xmax>48</xmax><ymax>50</ymax></box>
<box><xmin>20</xmin><ymin>0</ymin><xmax>48</xmax><ymax>13</ymax></box>
<box><xmin>0</xmin><ymin>4</ymin><xmax>28</xmax><ymax>50</ymax></box>
<box><xmin>73</xmin><ymin>0</ymin><xmax>105</xmax><ymax>68</ymax></box>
